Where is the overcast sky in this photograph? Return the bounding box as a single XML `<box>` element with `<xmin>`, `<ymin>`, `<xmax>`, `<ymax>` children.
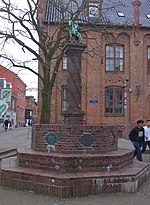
<box><xmin>0</xmin><ymin>0</ymin><xmax>38</xmax><ymax>100</ymax></box>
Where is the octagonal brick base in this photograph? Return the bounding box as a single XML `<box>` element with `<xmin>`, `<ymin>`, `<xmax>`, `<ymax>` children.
<box><xmin>1</xmin><ymin>124</ymin><xmax>150</xmax><ymax>197</ymax></box>
<box><xmin>1</xmin><ymin>156</ymin><xmax>150</xmax><ymax>198</ymax></box>
<box><xmin>17</xmin><ymin>147</ymin><xmax>133</xmax><ymax>173</ymax></box>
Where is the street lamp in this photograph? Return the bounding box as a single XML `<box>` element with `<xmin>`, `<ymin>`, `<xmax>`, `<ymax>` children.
<box><xmin>123</xmin><ymin>79</ymin><xmax>132</xmax><ymax>140</ymax></box>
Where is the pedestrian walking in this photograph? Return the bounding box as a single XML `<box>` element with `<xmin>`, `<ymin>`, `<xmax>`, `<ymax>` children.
<box><xmin>129</xmin><ymin>119</ymin><xmax>145</xmax><ymax>161</ymax></box>
<box><xmin>4</xmin><ymin>119</ymin><xmax>9</xmax><ymax>132</ymax></box>
<box><xmin>142</xmin><ymin>120</ymin><xmax>150</xmax><ymax>153</ymax></box>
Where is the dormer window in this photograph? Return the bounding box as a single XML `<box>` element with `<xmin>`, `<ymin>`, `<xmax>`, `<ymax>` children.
<box><xmin>89</xmin><ymin>3</ymin><xmax>99</xmax><ymax>17</ymax></box>
<box><xmin>117</xmin><ymin>12</ymin><xmax>125</xmax><ymax>17</ymax></box>
<box><xmin>146</xmin><ymin>15</ymin><xmax>150</xmax><ymax>19</ymax></box>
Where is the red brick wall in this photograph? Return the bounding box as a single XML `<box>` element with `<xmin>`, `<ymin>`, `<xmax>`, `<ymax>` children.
<box><xmin>0</xmin><ymin>65</ymin><xmax>26</xmax><ymax>125</ymax></box>
<box><xmin>37</xmin><ymin>1</ymin><xmax>150</xmax><ymax>128</ymax></box>
<box><xmin>37</xmin><ymin>27</ymin><xmax>150</xmax><ymax>127</ymax></box>
<box><xmin>31</xmin><ymin>124</ymin><xmax>118</xmax><ymax>153</ymax></box>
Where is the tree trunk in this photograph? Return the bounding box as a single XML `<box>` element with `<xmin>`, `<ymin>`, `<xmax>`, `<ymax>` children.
<box><xmin>40</xmin><ymin>87</ymin><xmax>52</xmax><ymax>124</ymax></box>
<box><xmin>39</xmin><ymin>48</ymin><xmax>64</xmax><ymax>124</ymax></box>
<box><xmin>40</xmin><ymin>64</ymin><xmax>52</xmax><ymax>124</ymax></box>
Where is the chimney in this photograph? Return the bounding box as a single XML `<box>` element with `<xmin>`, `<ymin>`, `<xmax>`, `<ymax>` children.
<box><xmin>132</xmin><ymin>0</ymin><xmax>142</xmax><ymax>27</ymax></box>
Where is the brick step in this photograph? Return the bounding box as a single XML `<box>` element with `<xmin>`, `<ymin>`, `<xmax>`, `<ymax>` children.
<box><xmin>0</xmin><ymin>148</ymin><xmax>17</xmax><ymax>160</ymax></box>
<box><xmin>1</xmin><ymin>156</ymin><xmax>150</xmax><ymax>197</ymax></box>
<box><xmin>17</xmin><ymin>147</ymin><xmax>134</xmax><ymax>173</ymax></box>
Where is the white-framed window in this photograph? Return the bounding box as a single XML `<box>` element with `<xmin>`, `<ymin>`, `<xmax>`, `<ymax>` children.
<box><xmin>12</xmin><ymin>99</ymin><xmax>15</xmax><ymax>110</ymax></box>
<box><xmin>61</xmin><ymin>86</ymin><xmax>69</xmax><ymax>112</ymax></box>
<box><xmin>63</xmin><ymin>55</ymin><xmax>68</xmax><ymax>70</ymax></box>
<box><xmin>105</xmin><ymin>87</ymin><xmax>124</xmax><ymax>115</ymax></box>
<box><xmin>105</xmin><ymin>44</ymin><xmax>124</xmax><ymax>71</ymax></box>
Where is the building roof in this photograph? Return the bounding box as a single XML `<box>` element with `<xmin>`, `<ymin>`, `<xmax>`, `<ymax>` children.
<box><xmin>44</xmin><ymin>0</ymin><xmax>150</xmax><ymax>28</ymax></box>
<box><xmin>105</xmin><ymin>0</ymin><xmax>150</xmax><ymax>27</ymax></box>
<box><xmin>0</xmin><ymin>65</ymin><xmax>26</xmax><ymax>86</ymax></box>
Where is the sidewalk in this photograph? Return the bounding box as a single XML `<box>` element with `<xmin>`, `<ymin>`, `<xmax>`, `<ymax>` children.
<box><xmin>0</xmin><ymin>126</ymin><xmax>26</xmax><ymax>133</ymax></box>
<box><xmin>118</xmin><ymin>137</ymin><xmax>134</xmax><ymax>149</ymax></box>
<box><xmin>0</xmin><ymin>138</ymin><xmax>150</xmax><ymax>205</ymax></box>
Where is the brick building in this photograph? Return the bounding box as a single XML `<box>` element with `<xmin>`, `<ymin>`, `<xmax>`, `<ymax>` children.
<box><xmin>25</xmin><ymin>96</ymin><xmax>38</xmax><ymax>125</ymax></box>
<box><xmin>37</xmin><ymin>0</ymin><xmax>150</xmax><ymax>129</ymax></box>
<box><xmin>0</xmin><ymin>65</ymin><xmax>26</xmax><ymax>126</ymax></box>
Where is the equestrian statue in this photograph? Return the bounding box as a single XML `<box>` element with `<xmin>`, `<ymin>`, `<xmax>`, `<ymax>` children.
<box><xmin>68</xmin><ymin>20</ymin><xmax>82</xmax><ymax>43</ymax></box>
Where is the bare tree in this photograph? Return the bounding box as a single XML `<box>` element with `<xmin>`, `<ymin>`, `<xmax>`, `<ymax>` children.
<box><xmin>0</xmin><ymin>0</ymin><xmax>124</xmax><ymax>124</ymax></box>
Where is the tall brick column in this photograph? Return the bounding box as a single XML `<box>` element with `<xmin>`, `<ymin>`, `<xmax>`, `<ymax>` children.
<box><xmin>63</xmin><ymin>43</ymin><xmax>87</xmax><ymax>125</ymax></box>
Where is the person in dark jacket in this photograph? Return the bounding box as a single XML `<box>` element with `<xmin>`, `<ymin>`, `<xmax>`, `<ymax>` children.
<box><xmin>4</xmin><ymin>119</ymin><xmax>9</xmax><ymax>132</ymax></box>
<box><xmin>129</xmin><ymin>119</ymin><xmax>145</xmax><ymax>161</ymax></box>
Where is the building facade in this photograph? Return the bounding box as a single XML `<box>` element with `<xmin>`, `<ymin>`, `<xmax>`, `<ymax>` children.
<box><xmin>37</xmin><ymin>0</ymin><xmax>150</xmax><ymax>130</ymax></box>
<box><xmin>25</xmin><ymin>96</ymin><xmax>38</xmax><ymax>125</ymax></box>
<box><xmin>0</xmin><ymin>65</ymin><xmax>26</xmax><ymax>126</ymax></box>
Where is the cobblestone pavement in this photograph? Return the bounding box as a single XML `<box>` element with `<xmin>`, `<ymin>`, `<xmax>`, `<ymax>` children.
<box><xmin>0</xmin><ymin>138</ymin><xmax>150</xmax><ymax>205</ymax></box>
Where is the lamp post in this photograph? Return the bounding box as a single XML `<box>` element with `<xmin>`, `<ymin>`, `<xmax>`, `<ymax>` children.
<box><xmin>124</xmin><ymin>79</ymin><xmax>131</xmax><ymax>140</ymax></box>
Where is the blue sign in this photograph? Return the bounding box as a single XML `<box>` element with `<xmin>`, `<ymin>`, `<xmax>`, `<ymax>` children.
<box><xmin>89</xmin><ymin>99</ymin><xmax>99</xmax><ymax>103</ymax></box>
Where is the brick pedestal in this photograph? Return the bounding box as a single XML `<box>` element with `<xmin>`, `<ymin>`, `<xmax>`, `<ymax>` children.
<box><xmin>63</xmin><ymin>43</ymin><xmax>87</xmax><ymax>125</ymax></box>
<box><xmin>31</xmin><ymin>124</ymin><xmax>118</xmax><ymax>153</ymax></box>
<box><xmin>1</xmin><ymin>124</ymin><xmax>150</xmax><ymax>197</ymax></box>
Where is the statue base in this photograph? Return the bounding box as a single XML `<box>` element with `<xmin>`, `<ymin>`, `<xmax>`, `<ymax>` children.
<box><xmin>63</xmin><ymin>111</ymin><xmax>85</xmax><ymax>125</ymax></box>
<box><xmin>1</xmin><ymin>124</ymin><xmax>150</xmax><ymax>197</ymax></box>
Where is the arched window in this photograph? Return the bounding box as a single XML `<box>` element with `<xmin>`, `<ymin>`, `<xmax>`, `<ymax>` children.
<box><xmin>105</xmin><ymin>87</ymin><xmax>124</xmax><ymax>115</ymax></box>
<box><xmin>62</xmin><ymin>54</ymin><xmax>68</xmax><ymax>70</ymax></box>
<box><xmin>147</xmin><ymin>46</ymin><xmax>150</xmax><ymax>74</ymax></box>
<box><xmin>105</xmin><ymin>44</ymin><xmax>124</xmax><ymax>71</ymax></box>
<box><xmin>61</xmin><ymin>85</ymin><xmax>69</xmax><ymax>112</ymax></box>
